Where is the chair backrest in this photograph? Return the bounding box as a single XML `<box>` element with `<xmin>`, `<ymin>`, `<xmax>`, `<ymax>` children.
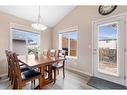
<box><xmin>43</xmin><ymin>49</ymin><xmax>49</xmax><ymax>56</ymax></box>
<box><xmin>57</xmin><ymin>50</ymin><xmax>66</xmax><ymax>58</ymax></box>
<box><xmin>12</xmin><ymin>53</ymin><xmax>22</xmax><ymax>80</ymax></box>
<box><xmin>48</xmin><ymin>49</ymin><xmax>56</xmax><ymax>57</ymax></box>
<box><xmin>5</xmin><ymin>50</ymin><xmax>11</xmax><ymax>64</ymax></box>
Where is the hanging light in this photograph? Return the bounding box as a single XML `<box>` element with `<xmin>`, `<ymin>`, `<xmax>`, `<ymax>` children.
<box><xmin>31</xmin><ymin>6</ymin><xmax>47</xmax><ymax>31</ymax></box>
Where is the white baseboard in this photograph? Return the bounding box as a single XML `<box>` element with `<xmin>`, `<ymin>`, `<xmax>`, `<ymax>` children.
<box><xmin>0</xmin><ymin>73</ymin><xmax>8</xmax><ymax>79</ymax></box>
<box><xmin>65</xmin><ymin>66</ymin><xmax>92</xmax><ymax>76</ymax></box>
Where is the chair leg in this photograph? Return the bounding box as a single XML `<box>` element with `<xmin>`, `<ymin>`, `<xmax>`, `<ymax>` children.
<box><xmin>63</xmin><ymin>68</ymin><xmax>65</xmax><ymax>78</ymax></box>
<box><xmin>31</xmin><ymin>80</ymin><xmax>35</xmax><ymax>88</ymax></box>
<box><xmin>57</xmin><ymin>69</ymin><xmax>59</xmax><ymax>75</ymax></box>
<box><xmin>13</xmin><ymin>78</ymin><xmax>17</xmax><ymax>89</ymax></box>
<box><xmin>8</xmin><ymin>68</ymin><xmax>10</xmax><ymax>79</ymax></box>
<box><xmin>54</xmin><ymin>69</ymin><xmax>56</xmax><ymax>83</ymax></box>
<box><xmin>10</xmin><ymin>73</ymin><xmax>13</xmax><ymax>84</ymax></box>
<box><xmin>13</xmin><ymin>78</ymin><xmax>22</xmax><ymax>89</ymax></box>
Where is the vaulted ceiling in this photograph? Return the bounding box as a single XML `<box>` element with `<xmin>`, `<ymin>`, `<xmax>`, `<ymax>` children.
<box><xmin>0</xmin><ymin>6</ymin><xmax>75</xmax><ymax>27</ymax></box>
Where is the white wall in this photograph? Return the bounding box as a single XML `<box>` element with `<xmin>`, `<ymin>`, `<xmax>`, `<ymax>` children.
<box><xmin>52</xmin><ymin>6</ymin><xmax>127</xmax><ymax>75</ymax></box>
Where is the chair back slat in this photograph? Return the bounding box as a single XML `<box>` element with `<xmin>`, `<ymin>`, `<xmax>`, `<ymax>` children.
<box><xmin>5</xmin><ymin>50</ymin><xmax>11</xmax><ymax>65</ymax></box>
<box><xmin>12</xmin><ymin>53</ymin><xmax>22</xmax><ymax>80</ymax></box>
<box><xmin>43</xmin><ymin>49</ymin><xmax>49</xmax><ymax>56</ymax></box>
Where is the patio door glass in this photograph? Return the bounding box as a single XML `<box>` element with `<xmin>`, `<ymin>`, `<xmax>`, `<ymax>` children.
<box><xmin>98</xmin><ymin>22</ymin><xmax>118</xmax><ymax>76</ymax></box>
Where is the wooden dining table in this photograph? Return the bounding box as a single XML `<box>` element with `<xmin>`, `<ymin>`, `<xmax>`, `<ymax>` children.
<box><xmin>21</xmin><ymin>54</ymin><xmax>66</xmax><ymax>88</ymax></box>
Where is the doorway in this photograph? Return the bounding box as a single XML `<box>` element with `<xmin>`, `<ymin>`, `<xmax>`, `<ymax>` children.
<box><xmin>93</xmin><ymin>16</ymin><xmax>125</xmax><ymax>85</ymax></box>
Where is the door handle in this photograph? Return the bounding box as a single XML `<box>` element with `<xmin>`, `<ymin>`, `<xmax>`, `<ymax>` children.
<box><xmin>93</xmin><ymin>49</ymin><xmax>97</xmax><ymax>51</ymax></box>
<box><xmin>93</xmin><ymin>49</ymin><xmax>97</xmax><ymax>55</ymax></box>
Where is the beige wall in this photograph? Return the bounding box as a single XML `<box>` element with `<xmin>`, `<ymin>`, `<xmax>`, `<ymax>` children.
<box><xmin>40</xmin><ymin>27</ymin><xmax>52</xmax><ymax>52</ymax></box>
<box><xmin>53</xmin><ymin>6</ymin><xmax>127</xmax><ymax>75</ymax></box>
<box><xmin>0</xmin><ymin>11</ymin><xmax>52</xmax><ymax>75</ymax></box>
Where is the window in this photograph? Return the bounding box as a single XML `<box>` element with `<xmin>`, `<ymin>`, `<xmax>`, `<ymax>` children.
<box><xmin>59</xmin><ymin>31</ymin><xmax>77</xmax><ymax>57</ymax></box>
<box><xmin>11</xmin><ymin>28</ymin><xmax>40</xmax><ymax>62</ymax></box>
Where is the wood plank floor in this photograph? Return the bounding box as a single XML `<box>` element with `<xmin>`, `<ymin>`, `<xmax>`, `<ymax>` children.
<box><xmin>0</xmin><ymin>69</ymin><xmax>95</xmax><ymax>89</ymax></box>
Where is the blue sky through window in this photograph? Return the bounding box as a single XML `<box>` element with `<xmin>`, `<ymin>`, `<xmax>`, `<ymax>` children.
<box><xmin>27</xmin><ymin>32</ymin><xmax>39</xmax><ymax>44</ymax></box>
<box><xmin>62</xmin><ymin>31</ymin><xmax>77</xmax><ymax>40</ymax></box>
<box><xmin>69</xmin><ymin>31</ymin><xmax>77</xmax><ymax>40</ymax></box>
<box><xmin>12</xmin><ymin>29</ymin><xmax>39</xmax><ymax>44</ymax></box>
<box><xmin>99</xmin><ymin>23</ymin><xmax>117</xmax><ymax>40</ymax></box>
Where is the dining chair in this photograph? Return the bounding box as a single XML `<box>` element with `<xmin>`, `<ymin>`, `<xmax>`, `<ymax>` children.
<box><xmin>5</xmin><ymin>50</ymin><xmax>31</xmax><ymax>84</ymax></box>
<box><xmin>42</xmin><ymin>49</ymin><xmax>49</xmax><ymax>56</ymax></box>
<box><xmin>5</xmin><ymin>50</ymin><xmax>14</xmax><ymax>84</ymax></box>
<box><xmin>13</xmin><ymin>52</ymin><xmax>43</xmax><ymax>89</ymax></box>
<box><xmin>7</xmin><ymin>51</ymin><xmax>43</xmax><ymax>89</ymax></box>
<box><xmin>42</xmin><ymin>49</ymin><xmax>49</xmax><ymax>78</ymax></box>
<box><xmin>48</xmin><ymin>49</ymin><xmax>56</xmax><ymax>57</ymax></box>
<box><xmin>52</xmin><ymin>50</ymin><xmax>66</xmax><ymax>83</ymax></box>
<box><xmin>42</xmin><ymin>49</ymin><xmax>56</xmax><ymax>79</ymax></box>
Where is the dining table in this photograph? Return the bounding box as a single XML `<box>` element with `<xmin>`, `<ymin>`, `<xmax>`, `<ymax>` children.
<box><xmin>20</xmin><ymin>54</ymin><xmax>66</xmax><ymax>88</ymax></box>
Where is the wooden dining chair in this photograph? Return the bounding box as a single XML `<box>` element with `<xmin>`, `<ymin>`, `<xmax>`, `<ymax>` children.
<box><xmin>51</xmin><ymin>50</ymin><xmax>66</xmax><ymax>83</ymax></box>
<box><xmin>42</xmin><ymin>49</ymin><xmax>49</xmax><ymax>56</ymax></box>
<box><xmin>9</xmin><ymin>52</ymin><xmax>43</xmax><ymax>89</ymax></box>
<box><xmin>42</xmin><ymin>49</ymin><xmax>56</xmax><ymax>79</ymax></box>
<box><xmin>5</xmin><ymin>50</ymin><xmax>14</xmax><ymax>84</ymax></box>
<box><xmin>5</xmin><ymin>50</ymin><xmax>32</xmax><ymax>85</ymax></box>
<box><xmin>48</xmin><ymin>49</ymin><xmax>56</xmax><ymax>57</ymax></box>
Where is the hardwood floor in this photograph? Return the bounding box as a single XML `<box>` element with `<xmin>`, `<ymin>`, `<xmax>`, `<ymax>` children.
<box><xmin>0</xmin><ymin>69</ymin><xmax>95</xmax><ymax>89</ymax></box>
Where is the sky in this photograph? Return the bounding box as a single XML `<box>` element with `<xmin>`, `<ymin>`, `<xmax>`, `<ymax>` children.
<box><xmin>12</xmin><ymin>29</ymin><xmax>39</xmax><ymax>44</ymax></box>
<box><xmin>99</xmin><ymin>23</ymin><xmax>117</xmax><ymax>40</ymax></box>
<box><xmin>63</xmin><ymin>31</ymin><xmax>77</xmax><ymax>40</ymax></box>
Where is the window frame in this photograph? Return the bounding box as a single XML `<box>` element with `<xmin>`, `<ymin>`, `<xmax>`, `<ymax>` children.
<box><xmin>10</xmin><ymin>23</ymin><xmax>41</xmax><ymax>62</ymax></box>
<box><xmin>58</xmin><ymin>26</ymin><xmax>78</xmax><ymax>58</ymax></box>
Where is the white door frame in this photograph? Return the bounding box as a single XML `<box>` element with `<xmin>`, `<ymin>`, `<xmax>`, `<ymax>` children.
<box><xmin>92</xmin><ymin>13</ymin><xmax>127</xmax><ymax>86</ymax></box>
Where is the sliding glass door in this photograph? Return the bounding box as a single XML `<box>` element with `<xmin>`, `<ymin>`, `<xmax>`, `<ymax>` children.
<box><xmin>11</xmin><ymin>28</ymin><xmax>40</xmax><ymax>62</ymax></box>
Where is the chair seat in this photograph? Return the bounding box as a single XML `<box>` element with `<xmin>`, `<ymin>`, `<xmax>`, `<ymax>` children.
<box><xmin>21</xmin><ymin>69</ymin><xmax>41</xmax><ymax>80</ymax></box>
<box><xmin>52</xmin><ymin>63</ymin><xmax>63</xmax><ymax>69</ymax></box>
<box><xmin>20</xmin><ymin>65</ymin><xmax>30</xmax><ymax>72</ymax></box>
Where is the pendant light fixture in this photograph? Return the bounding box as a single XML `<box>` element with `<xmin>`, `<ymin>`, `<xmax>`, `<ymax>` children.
<box><xmin>31</xmin><ymin>6</ymin><xmax>47</xmax><ymax>31</ymax></box>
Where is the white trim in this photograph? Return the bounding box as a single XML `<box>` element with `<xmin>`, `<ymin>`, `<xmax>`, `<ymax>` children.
<box><xmin>0</xmin><ymin>73</ymin><xmax>8</xmax><ymax>78</ymax></box>
<box><xmin>92</xmin><ymin>12</ymin><xmax>127</xmax><ymax>23</ymax></box>
<box><xmin>10</xmin><ymin>26</ymin><xmax>12</xmax><ymax>51</ymax></box>
<box><xmin>58</xmin><ymin>26</ymin><xmax>78</xmax><ymax>33</ymax></box>
<box><xmin>10</xmin><ymin>23</ymin><xmax>39</xmax><ymax>33</ymax></box>
<box><xmin>92</xmin><ymin>19</ymin><xmax>94</xmax><ymax>76</ymax></box>
<box><xmin>125</xmin><ymin>13</ymin><xmax>127</xmax><ymax>87</ymax></box>
<box><xmin>66</xmin><ymin>56</ymin><xmax>77</xmax><ymax>59</ymax></box>
<box><xmin>65</xmin><ymin>66</ymin><xmax>92</xmax><ymax>76</ymax></box>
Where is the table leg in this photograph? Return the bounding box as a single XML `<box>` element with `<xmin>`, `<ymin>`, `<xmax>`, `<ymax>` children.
<box><xmin>39</xmin><ymin>66</ymin><xmax>45</xmax><ymax>87</ymax></box>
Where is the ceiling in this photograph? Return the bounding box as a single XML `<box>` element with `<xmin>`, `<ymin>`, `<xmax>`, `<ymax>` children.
<box><xmin>0</xmin><ymin>6</ymin><xmax>75</xmax><ymax>27</ymax></box>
